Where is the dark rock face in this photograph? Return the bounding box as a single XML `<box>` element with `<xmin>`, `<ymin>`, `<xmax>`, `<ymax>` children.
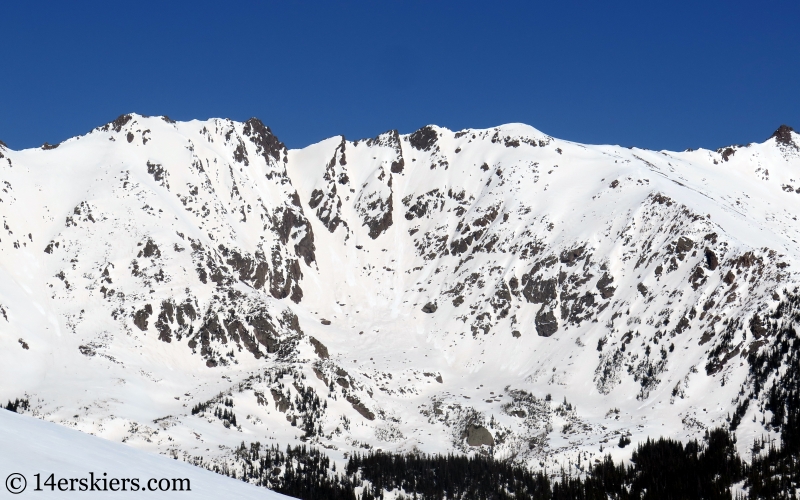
<box><xmin>274</xmin><ymin>202</ymin><xmax>316</xmax><ymax>267</ymax></box>
<box><xmin>535</xmin><ymin>306</ymin><xmax>558</xmax><ymax>337</ymax></box>
<box><xmin>146</xmin><ymin>161</ymin><xmax>168</xmax><ymax>188</ymax></box>
<box><xmin>293</xmin><ymin>223</ymin><xmax>316</xmax><ymax>268</ymax></box>
<box><xmin>133</xmin><ymin>304</ymin><xmax>153</xmax><ymax>331</ymax></box>
<box><xmin>361</xmin><ymin>183</ymin><xmax>394</xmax><ymax>240</ymax></box>
<box><xmin>390</xmin><ymin>156</ymin><xmax>405</xmax><ymax>173</ymax></box>
<box><xmin>271</xmin><ymin>389</ymin><xmax>290</xmax><ymax>412</ymax></box>
<box><xmin>309</xmin><ymin>337</ymin><xmax>329</xmax><ymax>359</ymax></box>
<box><xmin>689</xmin><ymin>266</ymin><xmax>707</xmax><ymax>290</ymax></box>
<box><xmin>386</xmin><ymin>130</ymin><xmax>405</xmax><ymax>173</ymax></box>
<box><xmin>449</xmin><ymin>204</ymin><xmax>500</xmax><ymax>256</ymax></box>
<box><xmin>159</xmin><ymin>264</ymin><xmax>303</xmax><ymax>365</ymax></box>
<box><xmin>562</xmin><ymin>291</ymin><xmax>596</xmax><ymax>324</ymax></box>
<box><xmin>140</xmin><ymin>239</ymin><xmax>160</xmax><ymax>259</ymax></box>
<box><xmin>408</xmin><ymin>126</ymin><xmax>438</xmax><ymax>152</ymax></box>
<box><xmin>155</xmin><ymin>301</ymin><xmax>174</xmax><ymax>342</ymax></box>
<box><xmin>176</xmin><ymin>302</ymin><xmax>196</xmax><ymax>327</ymax></box>
<box><xmin>719</xmin><ymin>147</ymin><xmax>735</xmax><ymax>161</ymax></box>
<box><xmin>308</xmin><ymin>189</ymin><xmax>325</xmax><ymax>210</ymax></box>
<box><xmin>596</xmin><ymin>273</ymin><xmax>616</xmax><ymax>299</ymax></box>
<box><xmin>242</xmin><ymin>117</ymin><xmax>285</xmax><ymax>162</ymax></box>
<box><xmin>358</xmin><ymin>129</ymin><xmax>405</xmax><ymax>173</ymax></box>
<box><xmin>309</xmin><ymin>138</ymin><xmax>349</xmax><ymax>234</ymax></box>
<box><xmin>341</xmin><ymin>135</ymin><xmax>396</xmax><ymax>240</ymax></box>
<box><xmin>404</xmin><ymin>189</ymin><xmax>445</xmax><ymax>221</ymax></box>
<box><xmin>521</xmin><ymin>277</ymin><xmax>557</xmax><ymax>304</ymax></box>
<box><xmin>422</xmin><ymin>302</ymin><xmax>438</xmax><ymax>313</ymax></box>
<box><xmin>559</xmin><ymin>246</ymin><xmax>585</xmax><ymax>266</ymax></box>
<box><xmin>248</xmin><ymin>314</ymin><xmax>281</xmax><ymax>355</ymax></box>
<box><xmin>78</xmin><ymin>344</ymin><xmax>94</xmax><ymax>356</ymax></box>
<box><xmin>749</xmin><ymin>314</ymin><xmax>767</xmax><ymax>339</ymax></box>
<box><xmin>675</xmin><ymin>237</ymin><xmax>694</xmax><ymax>255</ymax></box>
<box><xmin>673</xmin><ymin>316</ymin><xmax>691</xmax><ymax>335</ymax></box>
<box><xmin>346</xmin><ymin>395</ymin><xmax>375</xmax><ymax>420</ymax></box>
<box><xmin>772</xmin><ymin>124</ymin><xmax>797</xmax><ymax>147</ymax></box>
<box><xmin>258</xmin><ymin>204</ymin><xmax>314</xmax><ymax>304</ymax></box>
<box><xmin>101</xmin><ymin>114</ymin><xmax>133</xmax><ymax>133</ymax></box>
<box><xmin>463</xmin><ymin>425</ymin><xmax>494</xmax><ymax>447</ymax></box>
<box><xmin>233</xmin><ymin>138</ymin><xmax>249</xmax><ymax>165</ymax></box>
<box><xmin>235</xmin><ymin>118</ymin><xmax>316</xmax><ymax>303</ymax></box>
<box><xmin>704</xmin><ymin>248</ymin><xmax>719</xmax><ymax>270</ymax></box>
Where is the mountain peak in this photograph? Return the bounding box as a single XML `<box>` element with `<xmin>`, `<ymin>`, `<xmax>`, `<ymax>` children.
<box><xmin>96</xmin><ymin>113</ymin><xmax>177</xmax><ymax>134</ymax></box>
<box><xmin>771</xmin><ymin>124</ymin><xmax>797</xmax><ymax>148</ymax></box>
<box><xmin>242</xmin><ymin>117</ymin><xmax>286</xmax><ymax>162</ymax></box>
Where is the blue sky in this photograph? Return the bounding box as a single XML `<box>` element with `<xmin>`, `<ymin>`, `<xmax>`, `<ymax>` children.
<box><xmin>1</xmin><ymin>1</ymin><xmax>798</xmax><ymax>151</ymax></box>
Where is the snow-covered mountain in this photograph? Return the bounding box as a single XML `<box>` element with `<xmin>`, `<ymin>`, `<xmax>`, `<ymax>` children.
<box><xmin>1</xmin><ymin>114</ymin><xmax>799</xmax><ymax>479</ymax></box>
<box><xmin>0</xmin><ymin>407</ymin><xmax>294</xmax><ymax>498</ymax></box>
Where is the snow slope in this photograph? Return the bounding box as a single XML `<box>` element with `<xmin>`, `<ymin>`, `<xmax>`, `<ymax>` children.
<box><xmin>0</xmin><ymin>115</ymin><xmax>799</xmax><ymax>479</ymax></box>
<box><xmin>0</xmin><ymin>409</ymin><xmax>293</xmax><ymax>498</ymax></box>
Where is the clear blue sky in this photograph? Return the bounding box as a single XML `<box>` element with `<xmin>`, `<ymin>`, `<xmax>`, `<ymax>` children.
<box><xmin>1</xmin><ymin>1</ymin><xmax>798</xmax><ymax>151</ymax></box>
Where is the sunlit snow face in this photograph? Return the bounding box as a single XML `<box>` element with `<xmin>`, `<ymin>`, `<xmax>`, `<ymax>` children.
<box><xmin>0</xmin><ymin>114</ymin><xmax>797</xmax><ymax>473</ymax></box>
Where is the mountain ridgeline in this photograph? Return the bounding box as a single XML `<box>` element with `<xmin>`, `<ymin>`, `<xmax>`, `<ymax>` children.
<box><xmin>0</xmin><ymin>115</ymin><xmax>799</xmax><ymax>498</ymax></box>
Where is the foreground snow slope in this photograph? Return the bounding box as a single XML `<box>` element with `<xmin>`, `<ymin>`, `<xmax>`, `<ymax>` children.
<box><xmin>0</xmin><ymin>409</ymin><xmax>293</xmax><ymax>498</ymax></box>
<box><xmin>0</xmin><ymin>115</ymin><xmax>799</xmax><ymax>477</ymax></box>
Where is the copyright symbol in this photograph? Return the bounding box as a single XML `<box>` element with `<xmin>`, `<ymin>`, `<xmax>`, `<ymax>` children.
<box><xmin>6</xmin><ymin>473</ymin><xmax>26</xmax><ymax>494</ymax></box>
